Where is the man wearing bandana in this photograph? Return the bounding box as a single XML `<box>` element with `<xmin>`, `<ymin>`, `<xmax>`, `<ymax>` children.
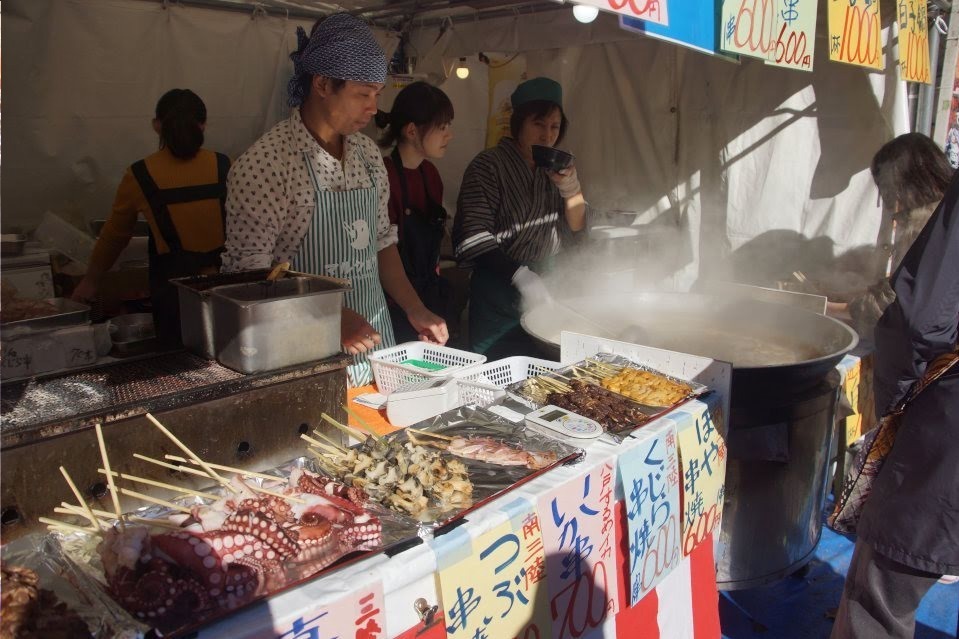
<box><xmin>222</xmin><ymin>13</ymin><xmax>448</xmax><ymax>386</ymax></box>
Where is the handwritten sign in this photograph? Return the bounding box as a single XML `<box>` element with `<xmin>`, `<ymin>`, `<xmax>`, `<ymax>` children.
<box><xmin>618</xmin><ymin>425</ymin><xmax>682</xmax><ymax>605</ymax></box>
<box><xmin>678</xmin><ymin>405</ymin><xmax>727</xmax><ymax>556</ymax></box>
<box><xmin>437</xmin><ymin>510</ymin><xmax>552</xmax><ymax>639</ymax></box>
<box><xmin>537</xmin><ymin>462</ymin><xmax>618</xmax><ymax>639</ymax></box>
<box><xmin>897</xmin><ymin>0</ymin><xmax>931</xmax><ymax>83</ymax></box>
<box><xmin>828</xmin><ymin>0</ymin><xmax>883</xmax><ymax>71</ymax></box>
<box><xmin>720</xmin><ymin>0</ymin><xmax>817</xmax><ymax>70</ymax></box>
<box><xmin>577</xmin><ymin>0</ymin><xmax>669</xmax><ymax>26</ymax></box>
<box><xmin>621</xmin><ymin>1</ymin><xmax>733</xmax><ymax>59</ymax></box>
<box><xmin>274</xmin><ymin>581</ymin><xmax>386</xmax><ymax>639</ymax></box>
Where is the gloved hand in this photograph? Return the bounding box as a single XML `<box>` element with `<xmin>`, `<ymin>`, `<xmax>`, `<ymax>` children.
<box><xmin>549</xmin><ymin>164</ymin><xmax>582</xmax><ymax>199</ymax></box>
<box><xmin>512</xmin><ymin>266</ymin><xmax>553</xmax><ymax>308</ymax></box>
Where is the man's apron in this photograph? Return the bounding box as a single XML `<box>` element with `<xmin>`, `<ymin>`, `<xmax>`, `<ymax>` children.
<box><xmin>293</xmin><ymin>153</ymin><xmax>396</xmax><ymax>386</ymax></box>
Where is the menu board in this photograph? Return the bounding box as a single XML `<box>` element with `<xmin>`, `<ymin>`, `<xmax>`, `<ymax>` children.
<box><xmin>537</xmin><ymin>462</ymin><xmax>619</xmax><ymax>639</ymax></box>
<box><xmin>897</xmin><ymin>0</ymin><xmax>932</xmax><ymax>83</ymax></box>
<box><xmin>577</xmin><ymin>0</ymin><xmax>669</xmax><ymax>26</ymax></box>
<box><xmin>678</xmin><ymin>405</ymin><xmax>728</xmax><ymax>556</ymax></box>
<box><xmin>828</xmin><ymin>0</ymin><xmax>884</xmax><ymax>70</ymax></box>
<box><xmin>719</xmin><ymin>0</ymin><xmax>818</xmax><ymax>71</ymax></box>
<box><xmin>275</xmin><ymin>582</ymin><xmax>386</xmax><ymax>639</ymax></box>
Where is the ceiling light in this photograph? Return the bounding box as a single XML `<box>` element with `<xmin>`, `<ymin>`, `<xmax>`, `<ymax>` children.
<box><xmin>455</xmin><ymin>57</ymin><xmax>469</xmax><ymax>79</ymax></box>
<box><xmin>572</xmin><ymin>4</ymin><xmax>599</xmax><ymax>23</ymax></box>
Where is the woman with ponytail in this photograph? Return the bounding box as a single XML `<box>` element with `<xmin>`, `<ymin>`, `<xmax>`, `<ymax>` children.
<box><xmin>376</xmin><ymin>81</ymin><xmax>455</xmax><ymax>342</ymax></box>
<box><xmin>73</xmin><ymin>89</ymin><xmax>230</xmax><ymax>345</ymax></box>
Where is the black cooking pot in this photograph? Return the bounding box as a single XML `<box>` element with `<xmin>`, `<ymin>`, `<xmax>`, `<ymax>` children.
<box><xmin>520</xmin><ymin>292</ymin><xmax>858</xmax><ymax>397</ymax></box>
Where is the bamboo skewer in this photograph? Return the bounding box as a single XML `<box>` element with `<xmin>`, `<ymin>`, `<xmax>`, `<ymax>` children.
<box><xmin>119</xmin><ymin>488</ymin><xmax>192</xmax><ymax>514</ymax></box>
<box><xmin>162</xmin><ymin>455</ymin><xmax>279</xmax><ymax>482</ymax></box>
<box><xmin>59</xmin><ymin>466</ymin><xmax>102</xmax><ymax>532</ymax></box>
<box><xmin>97</xmin><ymin>469</ymin><xmax>219</xmax><ymax>500</ymax></box>
<box><xmin>59</xmin><ymin>502</ymin><xmax>117</xmax><ymax>520</ymax></box>
<box><xmin>94</xmin><ymin>424</ymin><xmax>125</xmax><ymax>531</ymax></box>
<box><xmin>126</xmin><ymin>515</ymin><xmax>186</xmax><ymax>530</ymax></box>
<box><xmin>343</xmin><ymin>404</ymin><xmax>383</xmax><ymax>442</ymax></box>
<box><xmin>320</xmin><ymin>412</ymin><xmax>369</xmax><ymax>443</ymax></box>
<box><xmin>144</xmin><ymin>413</ymin><xmax>236</xmax><ymax>493</ymax></box>
<box><xmin>39</xmin><ymin>517</ymin><xmax>97</xmax><ymax>535</ymax></box>
<box><xmin>406</xmin><ymin>428</ymin><xmax>455</xmax><ymax>442</ymax></box>
<box><xmin>134</xmin><ymin>454</ymin><xmax>213</xmax><ymax>479</ymax></box>
<box><xmin>300</xmin><ymin>434</ymin><xmax>343</xmax><ymax>456</ymax></box>
<box><xmin>248</xmin><ymin>485</ymin><xmax>305</xmax><ymax>504</ymax></box>
<box><xmin>310</xmin><ymin>429</ymin><xmax>348</xmax><ymax>452</ymax></box>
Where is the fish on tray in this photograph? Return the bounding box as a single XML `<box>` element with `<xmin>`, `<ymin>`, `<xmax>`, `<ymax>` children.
<box><xmin>406</xmin><ymin>429</ymin><xmax>558</xmax><ymax>470</ymax></box>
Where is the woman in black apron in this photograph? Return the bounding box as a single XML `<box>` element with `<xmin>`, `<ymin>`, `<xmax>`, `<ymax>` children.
<box><xmin>376</xmin><ymin>82</ymin><xmax>455</xmax><ymax>343</ymax></box>
<box><xmin>73</xmin><ymin>89</ymin><xmax>229</xmax><ymax>345</ymax></box>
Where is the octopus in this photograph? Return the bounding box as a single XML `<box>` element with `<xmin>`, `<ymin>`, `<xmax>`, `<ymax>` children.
<box><xmin>96</xmin><ymin>470</ymin><xmax>382</xmax><ymax>633</ymax></box>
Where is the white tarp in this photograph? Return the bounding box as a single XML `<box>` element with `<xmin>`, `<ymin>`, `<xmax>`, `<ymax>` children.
<box><xmin>4</xmin><ymin>0</ymin><xmax>908</xmax><ymax>290</ymax></box>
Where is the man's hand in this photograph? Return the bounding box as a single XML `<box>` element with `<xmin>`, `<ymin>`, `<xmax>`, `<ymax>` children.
<box><xmin>407</xmin><ymin>305</ymin><xmax>449</xmax><ymax>344</ymax></box>
<box><xmin>548</xmin><ymin>164</ymin><xmax>582</xmax><ymax>199</ymax></box>
<box><xmin>341</xmin><ymin>307</ymin><xmax>381</xmax><ymax>355</ymax></box>
<box><xmin>71</xmin><ymin>276</ymin><xmax>99</xmax><ymax>304</ymax></box>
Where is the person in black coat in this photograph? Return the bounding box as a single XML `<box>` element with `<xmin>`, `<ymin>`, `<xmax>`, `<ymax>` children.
<box><xmin>831</xmin><ymin>172</ymin><xmax>959</xmax><ymax>638</ymax></box>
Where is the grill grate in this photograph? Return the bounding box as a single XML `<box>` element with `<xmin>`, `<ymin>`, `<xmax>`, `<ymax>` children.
<box><xmin>1</xmin><ymin>353</ymin><xmax>242</xmax><ymax>430</ymax></box>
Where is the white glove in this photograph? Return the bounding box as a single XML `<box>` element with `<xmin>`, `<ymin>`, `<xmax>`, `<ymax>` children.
<box><xmin>550</xmin><ymin>165</ymin><xmax>582</xmax><ymax>199</ymax></box>
<box><xmin>512</xmin><ymin>266</ymin><xmax>553</xmax><ymax>307</ymax></box>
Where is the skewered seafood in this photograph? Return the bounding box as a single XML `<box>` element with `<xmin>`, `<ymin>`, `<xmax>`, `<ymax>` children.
<box><xmin>407</xmin><ymin>430</ymin><xmax>558</xmax><ymax>470</ymax></box>
<box><xmin>545</xmin><ymin>379</ymin><xmax>651</xmax><ymax>432</ymax></box>
<box><xmin>596</xmin><ymin>366</ymin><xmax>692</xmax><ymax>406</ymax></box>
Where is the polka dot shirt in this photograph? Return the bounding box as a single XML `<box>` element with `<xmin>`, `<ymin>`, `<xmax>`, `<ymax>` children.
<box><xmin>221</xmin><ymin>108</ymin><xmax>396</xmax><ymax>272</ymax></box>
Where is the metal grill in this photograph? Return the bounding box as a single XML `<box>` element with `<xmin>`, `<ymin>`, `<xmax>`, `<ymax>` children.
<box><xmin>1</xmin><ymin>353</ymin><xmax>242</xmax><ymax>430</ymax></box>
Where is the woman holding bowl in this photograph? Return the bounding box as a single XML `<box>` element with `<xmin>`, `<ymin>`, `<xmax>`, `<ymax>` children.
<box><xmin>452</xmin><ymin>76</ymin><xmax>588</xmax><ymax>358</ymax></box>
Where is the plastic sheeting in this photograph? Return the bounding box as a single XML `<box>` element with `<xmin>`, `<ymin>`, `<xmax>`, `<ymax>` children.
<box><xmin>4</xmin><ymin>0</ymin><xmax>908</xmax><ymax>290</ymax></box>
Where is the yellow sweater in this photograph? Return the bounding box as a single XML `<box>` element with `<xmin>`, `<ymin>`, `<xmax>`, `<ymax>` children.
<box><xmin>88</xmin><ymin>147</ymin><xmax>228</xmax><ymax>274</ymax></box>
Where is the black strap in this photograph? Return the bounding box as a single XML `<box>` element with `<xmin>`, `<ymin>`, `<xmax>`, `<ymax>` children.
<box><xmin>130</xmin><ymin>154</ymin><xmax>229</xmax><ymax>253</ymax></box>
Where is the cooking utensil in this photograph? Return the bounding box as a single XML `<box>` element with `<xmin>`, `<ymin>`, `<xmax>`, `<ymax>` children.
<box><xmin>267</xmin><ymin>262</ymin><xmax>291</xmax><ymax>282</ymax></box>
<box><xmin>0</xmin><ymin>298</ymin><xmax>91</xmax><ymax>334</ymax></box>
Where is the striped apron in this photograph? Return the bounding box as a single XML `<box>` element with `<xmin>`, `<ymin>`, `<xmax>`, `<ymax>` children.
<box><xmin>293</xmin><ymin>153</ymin><xmax>396</xmax><ymax>386</ymax></box>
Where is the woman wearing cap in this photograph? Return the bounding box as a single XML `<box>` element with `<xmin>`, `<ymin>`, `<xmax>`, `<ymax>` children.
<box><xmin>221</xmin><ymin>14</ymin><xmax>448</xmax><ymax>386</ymax></box>
<box><xmin>72</xmin><ymin>89</ymin><xmax>229</xmax><ymax>346</ymax></box>
<box><xmin>375</xmin><ymin>81</ymin><xmax>455</xmax><ymax>343</ymax></box>
<box><xmin>453</xmin><ymin>77</ymin><xmax>587</xmax><ymax>358</ymax></box>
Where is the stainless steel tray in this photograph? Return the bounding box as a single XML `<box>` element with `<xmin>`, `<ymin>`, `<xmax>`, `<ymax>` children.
<box><xmin>211</xmin><ymin>275</ymin><xmax>351</xmax><ymax>374</ymax></box>
<box><xmin>0</xmin><ymin>298</ymin><xmax>90</xmax><ymax>334</ymax></box>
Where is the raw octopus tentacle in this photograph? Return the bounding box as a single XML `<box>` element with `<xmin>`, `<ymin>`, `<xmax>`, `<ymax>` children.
<box><xmin>221</xmin><ymin>509</ymin><xmax>299</xmax><ymax>560</ymax></box>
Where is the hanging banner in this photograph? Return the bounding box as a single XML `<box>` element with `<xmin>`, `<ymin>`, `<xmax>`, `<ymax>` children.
<box><xmin>619</xmin><ymin>425</ymin><xmax>682</xmax><ymax>606</ymax></box>
<box><xmin>719</xmin><ymin>0</ymin><xmax>816</xmax><ymax>70</ymax></box>
<box><xmin>620</xmin><ymin>0</ymin><xmax>735</xmax><ymax>59</ymax></box>
<box><xmin>576</xmin><ymin>0</ymin><xmax>669</xmax><ymax>27</ymax></box>
<box><xmin>274</xmin><ymin>581</ymin><xmax>386</xmax><ymax>639</ymax></box>
<box><xmin>678</xmin><ymin>405</ymin><xmax>728</xmax><ymax>556</ymax></box>
<box><xmin>436</xmin><ymin>509</ymin><xmax>552</xmax><ymax>639</ymax></box>
<box><xmin>485</xmin><ymin>54</ymin><xmax>527</xmax><ymax>149</ymax></box>
<box><xmin>537</xmin><ymin>462</ymin><xmax>619</xmax><ymax>639</ymax></box>
<box><xmin>828</xmin><ymin>0</ymin><xmax>884</xmax><ymax>71</ymax></box>
<box><xmin>897</xmin><ymin>0</ymin><xmax>932</xmax><ymax>83</ymax></box>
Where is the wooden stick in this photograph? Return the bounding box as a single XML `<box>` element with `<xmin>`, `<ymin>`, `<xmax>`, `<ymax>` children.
<box><xmin>320</xmin><ymin>412</ymin><xmax>369</xmax><ymax>443</ymax></box>
<box><xmin>94</xmin><ymin>423</ymin><xmax>125</xmax><ymax>531</ymax></box>
<box><xmin>300</xmin><ymin>434</ymin><xmax>343</xmax><ymax>456</ymax></box>
<box><xmin>311</xmin><ymin>429</ymin><xmax>348</xmax><ymax>452</ymax></box>
<box><xmin>162</xmin><ymin>455</ymin><xmax>278</xmax><ymax>481</ymax></box>
<box><xmin>59</xmin><ymin>466</ymin><xmax>102</xmax><ymax>531</ymax></box>
<box><xmin>248</xmin><ymin>484</ymin><xmax>305</xmax><ymax>504</ymax></box>
<box><xmin>119</xmin><ymin>488</ymin><xmax>192</xmax><ymax>514</ymax></box>
<box><xmin>54</xmin><ymin>506</ymin><xmax>114</xmax><ymax>524</ymax></box>
<box><xmin>134</xmin><ymin>453</ymin><xmax>212</xmax><ymax>479</ymax></box>
<box><xmin>126</xmin><ymin>515</ymin><xmax>186</xmax><ymax>530</ymax></box>
<box><xmin>343</xmin><ymin>404</ymin><xmax>383</xmax><ymax>442</ymax></box>
<box><xmin>39</xmin><ymin>517</ymin><xmax>96</xmax><ymax>535</ymax></box>
<box><xmin>144</xmin><ymin>413</ymin><xmax>235</xmax><ymax>492</ymax></box>
<box><xmin>59</xmin><ymin>502</ymin><xmax>117</xmax><ymax>520</ymax></box>
<box><xmin>406</xmin><ymin>427</ymin><xmax>455</xmax><ymax>442</ymax></box>
<box><xmin>98</xmin><ymin>469</ymin><xmax>219</xmax><ymax>500</ymax></box>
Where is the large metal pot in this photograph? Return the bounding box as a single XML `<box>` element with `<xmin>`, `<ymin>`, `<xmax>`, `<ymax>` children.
<box><xmin>521</xmin><ymin>292</ymin><xmax>859</xmax><ymax>588</ymax></box>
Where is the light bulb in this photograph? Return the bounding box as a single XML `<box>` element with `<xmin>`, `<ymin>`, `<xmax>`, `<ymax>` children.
<box><xmin>572</xmin><ymin>4</ymin><xmax>599</xmax><ymax>23</ymax></box>
<box><xmin>455</xmin><ymin>58</ymin><xmax>469</xmax><ymax>79</ymax></box>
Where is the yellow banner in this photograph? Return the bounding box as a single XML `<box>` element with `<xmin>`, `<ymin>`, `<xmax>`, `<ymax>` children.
<box><xmin>897</xmin><ymin>0</ymin><xmax>932</xmax><ymax>83</ymax></box>
<box><xmin>828</xmin><ymin>0</ymin><xmax>884</xmax><ymax>70</ymax></box>
<box><xmin>437</xmin><ymin>512</ymin><xmax>552</xmax><ymax>639</ymax></box>
<box><xmin>485</xmin><ymin>54</ymin><xmax>527</xmax><ymax>149</ymax></box>
<box><xmin>677</xmin><ymin>405</ymin><xmax>727</xmax><ymax>556</ymax></box>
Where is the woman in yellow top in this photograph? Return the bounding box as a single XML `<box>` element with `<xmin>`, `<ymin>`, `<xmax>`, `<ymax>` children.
<box><xmin>72</xmin><ymin>89</ymin><xmax>229</xmax><ymax>344</ymax></box>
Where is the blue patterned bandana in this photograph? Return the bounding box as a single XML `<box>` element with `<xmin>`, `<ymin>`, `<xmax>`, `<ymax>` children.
<box><xmin>287</xmin><ymin>13</ymin><xmax>387</xmax><ymax>107</ymax></box>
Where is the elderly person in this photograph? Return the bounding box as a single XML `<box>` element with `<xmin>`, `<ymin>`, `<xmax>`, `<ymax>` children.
<box><xmin>452</xmin><ymin>77</ymin><xmax>588</xmax><ymax>358</ymax></box>
<box><xmin>221</xmin><ymin>14</ymin><xmax>447</xmax><ymax>386</ymax></box>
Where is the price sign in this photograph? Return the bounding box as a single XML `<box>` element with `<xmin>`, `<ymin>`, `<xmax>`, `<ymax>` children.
<box><xmin>720</xmin><ymin>0</ymin><xmax>817</xmax><ymax>70</ymax></box>
<box><xmin>537</xmin><ymin>462</ymin><xmax>618</xmax><ymax>639</ymax></box>
<box><xmin>274</xmin><ymin>581</ymin><xmax>386</xmax><ymax>639</ymax></box>
<box><xmin>436</xmin><ymin>510</ymin><xmax>552</xmax><ymax>639</ymax></box>
<box><xmin>828</xmin><ymin>0</ymin><xmax>884</xmax><ymax>70</ymax></box>
<box><xmin>576</xmin><ymin>0</ymin><xmax>669</xmax><ymax>26</ymax></box>
<box><xmin>618</xmin><ymin>425</ymin><xmax>682</xmax><ymax>605</ymax></box>
<box><xmin>677</xmin><ymin>405</ymin><xmax>727</xmax><ymax>556</ymax></box>
<box><xmin>897</xmin><ymin>0</ymin><xmax>931</xmax><ymax>83</ymax></box>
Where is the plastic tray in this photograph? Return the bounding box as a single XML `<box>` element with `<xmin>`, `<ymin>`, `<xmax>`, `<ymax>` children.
<box><xmin>454</xmin><ymin>356</ymin><xmax>563</xmax><ymax>408</ymax></box>
<box><xmin>369</xmin><ymin>341</ymin><xmax>486</xmax><ymax>394</ymax></box>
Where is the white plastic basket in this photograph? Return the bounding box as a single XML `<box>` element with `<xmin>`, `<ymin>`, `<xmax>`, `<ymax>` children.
<box><xmin>453</xmin><ymin>356</ymin><xmax>563</xmax><ymax>408</ymax></box>
<box><xmin>369</xmin><ymin>341</ymin><xmax>486</xmax><ymax>394</ymax></box>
